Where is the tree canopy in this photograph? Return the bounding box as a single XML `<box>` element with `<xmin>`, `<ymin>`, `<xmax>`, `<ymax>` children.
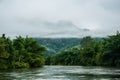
<box><xmin>0</xmin><ymin>34</ymin><xmax>45</xmax><ymax>69</ymax></box>
<box><xmin>45</xmin><ymin>32</ymin><xmax>120</xmax><ymax>67</ymax></box>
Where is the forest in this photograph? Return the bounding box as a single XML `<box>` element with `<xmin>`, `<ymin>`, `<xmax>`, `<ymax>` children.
<box><xmin>44</xmin><ymin>31</ymin><xmax>120</xmax><ymax>67</ymax></box>
<box><xmin>35</xmin><ymin>38</ymin><xmax>81</xmax><ymax>54</ymax></box>
<box><xmin>0</xmin><ymin>34</ymin><xmax>45</xmax><ymax>69</ymax></box>
<box><xmin>0</xmin><ymin>31</ymin><xmax>120</xmax><ymax>70</ymax></box>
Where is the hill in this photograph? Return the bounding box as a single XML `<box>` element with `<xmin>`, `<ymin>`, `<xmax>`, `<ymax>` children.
<box><xmin>35</xmin><ymin>38</ymin><xmax>81</xmax><ymax>54</ymax></box>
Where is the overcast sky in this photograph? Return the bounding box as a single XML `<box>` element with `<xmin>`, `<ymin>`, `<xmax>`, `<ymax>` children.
<box><xmin>0</xmin><ymin>0</ymin><xmax>120</xmax><ymax>38</ymax></box>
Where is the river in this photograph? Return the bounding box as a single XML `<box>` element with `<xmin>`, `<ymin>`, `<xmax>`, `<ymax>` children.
<box><xmin>0</xmin><ymin>66</ymin><xmax>120</xmax><ymax>80</ymax></box>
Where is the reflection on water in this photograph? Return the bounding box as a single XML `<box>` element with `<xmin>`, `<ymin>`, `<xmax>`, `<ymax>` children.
<box><xmin>0</xmin><ymin>66</ymin><xmax>120</xmax><ymax>80</ymax></box>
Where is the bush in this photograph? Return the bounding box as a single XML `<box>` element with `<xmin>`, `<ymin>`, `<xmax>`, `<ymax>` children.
<box><xmin>13</xmin><ymin>62</ymin><xmax>29</xmax><ymax>69</ymax></box>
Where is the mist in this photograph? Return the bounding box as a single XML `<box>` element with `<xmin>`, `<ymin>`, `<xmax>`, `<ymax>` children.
<box><xmin>0</xmin><ymin>0</ymin><xmax>120</xmax><ymax>38</ymax></box>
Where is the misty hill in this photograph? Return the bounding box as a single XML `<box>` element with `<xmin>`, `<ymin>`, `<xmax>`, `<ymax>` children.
<box><xmin>35</xmin><ymin>38</ymin><xmax>81</xmax><ymax>54</ymax></box>
<box><xmin>34</xmin><ymin>37</ymin><xmax>101</xmax><ymax>54</ymax></box>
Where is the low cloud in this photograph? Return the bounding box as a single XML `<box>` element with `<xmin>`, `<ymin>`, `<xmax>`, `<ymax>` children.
<box><xmin>0</xmin><ymin>0</ymin><xmax>120</xmax><ymax>38</ymax></box>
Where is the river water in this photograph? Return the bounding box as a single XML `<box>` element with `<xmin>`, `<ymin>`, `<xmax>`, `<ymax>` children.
<box><xmin>0</xmin><ymin>66</ymin><xmax>120</xmax><ymax>80</ymax></box>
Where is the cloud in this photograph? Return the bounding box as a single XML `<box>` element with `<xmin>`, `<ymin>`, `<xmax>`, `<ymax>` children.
<box><xmin>0</xmin><ymin>0</ymin><xmax>120</xmax><ymax>38</ymax></box>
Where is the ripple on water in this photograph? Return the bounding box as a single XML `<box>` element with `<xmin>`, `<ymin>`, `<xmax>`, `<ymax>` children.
<box><xmin>0</xmin><ymin>66</ymin><xmax>120</xmax><ymax>80</ymax></box>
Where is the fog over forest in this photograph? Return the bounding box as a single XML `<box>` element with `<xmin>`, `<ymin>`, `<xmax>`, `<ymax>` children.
<box><xmin>0</xmin><ymin>0</ymin><xmax>120</xmax><ymax>38</ymax></box>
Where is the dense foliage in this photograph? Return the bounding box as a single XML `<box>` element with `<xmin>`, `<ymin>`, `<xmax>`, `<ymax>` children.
<box><xmin>0</xmin><ymin>32</ymin><xmax>120</xmax><ymax>69</ymax></box>
<box><xmin>0</xmin><ymin>34</ymin><xmax>45</xmax><ymax>69</ymax></box>
<box><xmin>35</xmin><ymin>38</ymin><xmax>81</xmax><ymax>54</ymax></box>
<box><xmin>45</xmin><ymin>32</ymin><xmax>120</xmax><ymax>67</ymax></box>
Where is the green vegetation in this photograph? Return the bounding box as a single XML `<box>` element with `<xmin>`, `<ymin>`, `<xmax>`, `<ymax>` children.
<box><xmin>35</xmin><ymin>38</ymin><xmax>81</xmax><ymax>54</ymax></box>
<box><xmin>0</xmin><ymin>32</ymin><xmax>120</xmax><ymax>69</ymax></box>
<box><xmin>45</xmin><ymin>32</ymin><xmax>120</xmax><ymax>67</ymax></box>
<box><xmin>0</xmin><ymin>34</ymin><xmax>45</xmax><ymax>69</ymax></box>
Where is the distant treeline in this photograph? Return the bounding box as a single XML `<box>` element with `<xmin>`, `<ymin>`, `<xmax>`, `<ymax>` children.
<box><xmin>35</xmin><ymin>38</ymin><xmax>82</xmax><ymax>54</ymax></box>
<box><xmin>45</xmin><ymin>31</ymin><xmax>120</xmax><ymax>67</ymax></box>
<box><xmin>0</xmin><ymin>31</ymin><xmax>120</xmax><ymax>70</ymax></box>
<box><xmin>0</xmin><ymin>34</ymin><xmax>45</xmax><ymax>69</ymax></box>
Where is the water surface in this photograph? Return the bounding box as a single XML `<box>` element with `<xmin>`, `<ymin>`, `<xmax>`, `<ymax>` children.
<box><xmin>0</xmin><ymin>66</ymin><xmax>120</xmax><ymax>80</ymax></box>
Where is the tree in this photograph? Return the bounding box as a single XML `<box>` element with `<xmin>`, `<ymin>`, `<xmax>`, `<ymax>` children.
<box><xmin>12</xmin><ymin>36</ymin><xmax>46</xmax><ymax>68</ymax></box>
<box><xmin>80</xmin><ymin>36</ymin><xmax>93</xmax><ymax>48</ymax></box>
<box><xmin>100</xmin><ymin>31</ymin><xmax>120</xmax><ymax>66</ymax></box>
<box><xmin>0</xmin><ymin>34</ymin><xmax>11</xmax><ymax>69</ymax></box>
<box><xmin>0</xmin><ymin>34</ymin><xmax>46</xmax><ymax>69</ymax></box>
